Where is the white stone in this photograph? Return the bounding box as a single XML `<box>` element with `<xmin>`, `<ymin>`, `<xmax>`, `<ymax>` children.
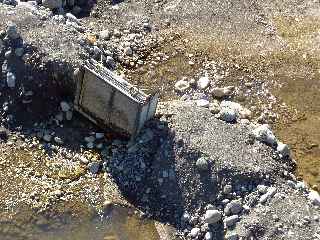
<box><xmin>66</xmin><ymin>13</ymin><xmax>79</xmax><ymax>24</ymax></box>
<box><xmin>277</xmin><ymin>142</ymin><xmax>290</xmax><ymax>158</ymax></box>
<box><xmin>196</xmin><ymin>99</ymin><xmax>210</xmax><ymax>108</ymax></box>
<box><xmin>205</xmin><ymin>232</ymin><xmax>213</xmax><ymax>240</ymax></box>
<box><xmin>174</xmin><ymin>80</ymin><xmax>190</xmax><ymax>92</ymax></box>
<box><xmin>308</xmin><ymin>190</ymin><xmax>320</xmax><ymax>206</ymax></box>
<box><xmin>60</xmin><ymin>101</ymin><xmax>70</xmax><ymax>112</ymax></box>
<box><xmin>197</xmin><ymin>76</ymin><xmax>210</xmax><ymax>89</ymax></box>
<box><xmin>252</xmin><ymin>124</ymin><xmax>277</xmax><ymax>146</ymax></box>
<box><xmin>6</xmin><ymin>72</ymin><xmax>16</xmax><ymax>88</ymax></box>
<box><xmin>204</xmin><ymin>209</ymin><xmax>222</xmax><ymax>224</ymax></box>
<box><xmin>100</xmin><ymin>30</ymin><xmax>111</xmax><ymax>40</ymax></box>
<box><xmin>190</xmin><ymin>228</ymin><xmax>200</xmax><ymax>237</ymax></box>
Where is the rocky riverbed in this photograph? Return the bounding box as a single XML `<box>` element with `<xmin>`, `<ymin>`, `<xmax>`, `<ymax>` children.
<box><xmin>0</xmin><ymin>0</ymin><xmax>320</xmax><ymax>240</ymax></box>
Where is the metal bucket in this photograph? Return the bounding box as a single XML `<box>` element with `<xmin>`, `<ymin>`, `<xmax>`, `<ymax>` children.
<box><xmin>74</xmin><ymin>59</ymin><xmax>159</xmax><ymax>137</ymax></box>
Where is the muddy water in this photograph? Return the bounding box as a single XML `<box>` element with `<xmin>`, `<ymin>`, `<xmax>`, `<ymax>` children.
<box><xmin>0</xmin><ymin>206</ymin><xmax>160</xmax><ymax>240</ymax></box>
<box><xmin>273</xmin><ymin>75</ymin><xmax>320</xmax><ymax>187</ymax></box>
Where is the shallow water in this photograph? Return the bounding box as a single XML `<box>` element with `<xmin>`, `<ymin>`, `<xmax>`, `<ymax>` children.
<box><xmin>0</xmin><ymin>206</ymin><xmax>160</xmax><ymax>240</ymax></box>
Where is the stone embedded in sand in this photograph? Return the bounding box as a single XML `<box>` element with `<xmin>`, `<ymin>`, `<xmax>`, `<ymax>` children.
<box><xmin>211</xmin><ymin>86</ymin><xmax>234</xmax><ymax>98</ymax></box>
<box><xmin>174</xmin><ymin>80</ymin><xmax>190</xmax><ymax>92</ymax></box>
<box><xmin>252</xmin><ymin>124</ymin><xmax>277</xmax><ymax>146</ymax></box>
<box><xmin>204</xmin><ymin>209</ymin><xmax>222</xmax><ymax>224</ymax></box>
<box><xmin>277</xmin><ymin>142</ymin><xmax>290</xmax><ymax>158</ymax></box>
<box><xmin>197</xmin><ymin>76</ymin><xmax>210</xmax><ymax>90</ymax></box>
<box><xmin>308</xmin><ymin>190</ymin><xmax>320</xmax><ymax>206</ymax></box>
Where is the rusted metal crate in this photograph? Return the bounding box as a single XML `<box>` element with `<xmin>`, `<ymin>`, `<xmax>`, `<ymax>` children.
<box><xmin>74</xmin><ymin>59</ymin><xmax>159</xmax><ymax>137</ymax></box>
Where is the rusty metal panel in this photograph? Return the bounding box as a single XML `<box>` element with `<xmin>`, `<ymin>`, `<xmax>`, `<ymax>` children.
<box><xmin>74</xmin><ymin>59</ymin><xmax>159</xmax><ymax>136</ymax></box>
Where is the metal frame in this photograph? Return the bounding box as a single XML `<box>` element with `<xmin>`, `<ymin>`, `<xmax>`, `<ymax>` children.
<box><xmin>74</xmin><ymin>59</ymin><xmax>159</xmax><ymax>137</ymax></box>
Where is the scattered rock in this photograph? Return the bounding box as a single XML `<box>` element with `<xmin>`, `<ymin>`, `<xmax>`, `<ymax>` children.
<box><xmin>6</xmin><ymin>23</ymin><xmax>20</xmax><ymax>39</ymax></box>
<box><xmin>204</xmin><ymin>231</ymin><xmax>213</xmax><ymax>240</ymax></box>
<box><xmin>308</xmin><ymin>190</ymin><xmax>320</xmax><ymax>206</ymax></box>
<box><xmin>197</xmin><ymin>76</ymin><xmax>210</xmax><ymax>90</ymax></box>
<box><xmin>277</xmin><ymin>142</ymin><xmax>290</xmax><ymax>158</ymax></box>
<box><xmin>190</xmin><ymin>227</ymin><xmax>200</xmax><ymax>237</ymax></box>
<box><xmin>224</xmin><ymin>215</ymin><xmax>239</xmax><ymax>227</ymax></box>
<box><xmin>60</xmin><ymin>101</ymin><xmax>71</xmax><ymax>112</ymax></box>
<box><xmin>43</xmin><ymin>134</ymin><xmax>52</xmax><ymax>142</ymax></box>
<box><xmin>88</xmin><ymin>162</ymin><xmax>100</xmax><ymax>174</ymax></box>
<box><xmin>204</xmin><ymin>209</ymin><xmax>222</xmax><ymax>224</ymax></box>
<box><xmin>252</xmin><ymin>124</ymin><xmax>277</xmax><ymax>146</ymax></box>
<box><xmin>224</xmin><ymin>200</ymin><xmax>243</xmax><ymax>215</ymax></box>
<box><xmin>174</xmin><ymin>80</ymin><xmax>190</xmax><ymax>92</ymax></box>
<box><xmin>196</xmin><ymin>99</ymin><xmax>210</xmax><ymax>108</ymax></box>
<box><xmin>211</xmin><ymin>86</ymin><xmax>234</xmax><ymax>98</ymax></box>
<box><xmin>196</xmin><ymin>157</ymin><xmax>209</xmax><ymax>171</ymax></box>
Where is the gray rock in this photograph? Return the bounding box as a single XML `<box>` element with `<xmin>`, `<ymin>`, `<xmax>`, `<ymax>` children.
<box><xmin>225</xmin><ymin>232</ymin><xmax>239</xmax><ymax>240</ymax></box>
<box><xmin>15</xmin><ymin>48</ymin><xmax>24</xmax><ymax>57</ymax></box>
<box><xmin>54</xmin><ymin>136</ymin><xmax>64</xmax><ymax>145</ymax></box>
<box><xmin>196</xmin><ymin>157</ymin><xmax>209</xmax><ymax>170</ymax></box>
<box><xmin>218</xmin><ymin>107</ymin><xmax>237</xmax><ymax>122</ymax></box>
<box><xmin>224</xmin><ymin>215</ymin><xmax>239</xmax><ymax>227</ymax></box>
<box><xmin>43</xmin><ymin>134</ymin><xmax>52</xmax><ymax>142</ymax></box>
<box><xmin>42</xmin><ymin>0</ymin><xmax>62</xmax><ymax>9</ymax></box>
<box><xmin>60</xmin><ymin>101</ymin><xmax>70</xmax><ymax>112</ymax></box>
<box><xmin>204</xmin><ymin>209</ymin><xmax>222</xmax><ymax>224</ymax></box>
<box><xmin>106</xmin><ymin>56</ymin><xmax>116</xmax><ymax>69</ymax></box>
<box><xmin>100</xmin><ymin>30</ymin><xmax>111</xmax><ymax>40</ymax></box>
<box><xmin>211</xmin><ymin>86</ymin><xmax>234</xmax><ymax>98</ymax></box>
<box><xmin>223</xmin><ymin>184</ymin><xmax>233</xmax><ymax>194</ymax></box>
<box><xmin>124</xmin><ymin>46</ymin><xmax>133</xmax><ymax>56</ymax></box>
<box><xmin>225</xmin><ymin>200</ymin><xmax>243</xmax><ymax>215</ymax></box>
<box><xmin>252</xmin><ymin>124</ymin><xmax>277</xmax><ymax>146</ymax></box>
<box><xmin>259</xmin><ymin>187</ymin><xmax>277</xmax><ymax>203</ymax></box>
<box><xmin>6</xmin><ymin>23</ymin><xmax>20</xmax><ymax>39</ymax></box>
<box><xmin>65</xmin><ymin>110</ymin><xmax>73</xmax><ymax>121</ymax></box>
<box><xmin>257</xmin><ymin>184</ymin><xmax>268</xmax><ymax>194</ymax></box>
<box><xmin>88</xmin><ymin>162</ymin><xmax>100</xmax><ymax>174</ymax></box>
<box><xmin>6</xmin><ymin>72</ymin><xmax>16</xmax><ymax>88</ymax></box>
